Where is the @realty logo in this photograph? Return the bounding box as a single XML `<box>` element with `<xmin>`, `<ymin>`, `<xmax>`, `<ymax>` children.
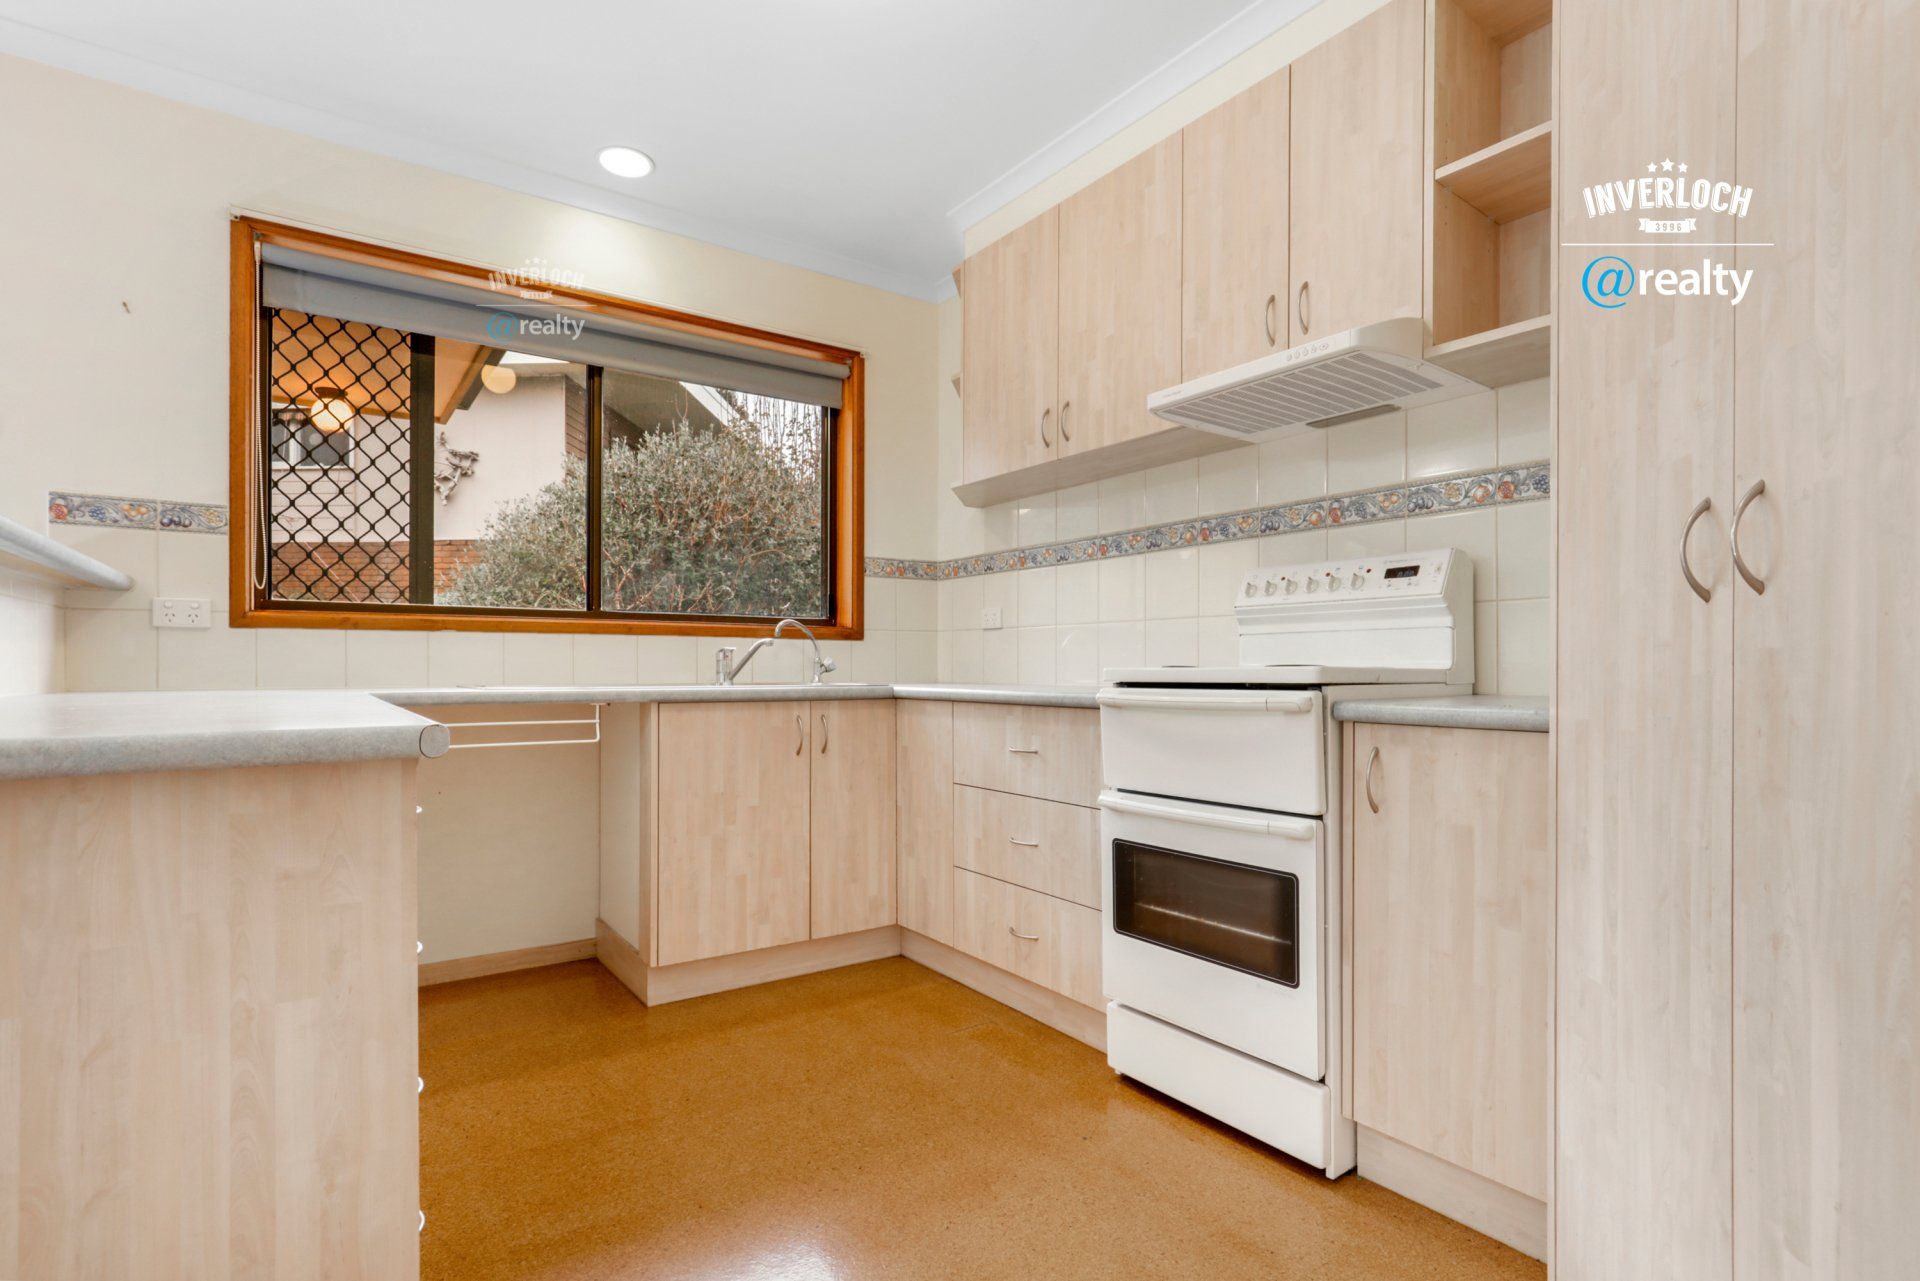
<box><xmin>487</xmin><ymin>309</ymin><xmax>586</xmax><ymax>341</ymax></box>
<box><xmin>1575</xmin><ymin>157</ymin><xmax>1760</xmax><ymax>309</ymax></box>
<box><xmin>1578</xmin><ymin>253</ymin><xmax>1753</xmax><ymax>309</ymax></box>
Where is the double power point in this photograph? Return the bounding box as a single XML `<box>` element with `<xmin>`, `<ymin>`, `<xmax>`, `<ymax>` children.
<box><xmin>150</xmin><ymin>597</ymin><xmax>210</xmax><ymax>629</ymax></box>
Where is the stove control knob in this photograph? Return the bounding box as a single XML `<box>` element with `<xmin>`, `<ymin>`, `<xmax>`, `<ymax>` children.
<box><xmin>1304</xmin><ymin>577</ymin><xmax>1319</xmax><ymax>593</ymax></box>
<box><xmin>1350</xmin><ymin>572</ymin><xmax>1365</xmax><ymax>590</ymax></box>
<box><xmin>1328</xmin><ymin>575</ymin><xmax>1342</xmax><ymax>591</ymax></box>
<box><xmin>1244</xmin><ymin>581</ymin><xmax>1257</xmax><ymax>598</ymax></box>
<box><xmin>1262</xmin><ymin>578</ymin><xmax>1277</xmax><ymax>596</ymax></box>
<box><xmin>1284</xmin><ymin>578</ymin><xmax>1298</xmax><ymax>595</ymax></box>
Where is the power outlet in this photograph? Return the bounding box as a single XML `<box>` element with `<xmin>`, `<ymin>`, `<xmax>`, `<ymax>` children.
<box><xmin>151</xmin><ymin>597</ymin><xmax>210</xmax><ymax>630</ymax></box>
<box><xmin>981</xmin><ymin>605</ymin><xmax>1003</xmax><ymax>631</ymax></box>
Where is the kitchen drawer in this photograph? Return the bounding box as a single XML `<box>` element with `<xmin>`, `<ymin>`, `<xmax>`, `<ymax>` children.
<box><xmin>952</xmin><ymin>703</ymin><xmax>1101</xmax><ymax>806</ymax></box>
<box><xmin>953</xmin><ymin>784</ymin><xmax>1098</xmax><ymax>908</ymax></box>
<box><xmin>952</xmin><ymin>868</ymin><xmax>1102</xmax><ymax>1007</ymax></box>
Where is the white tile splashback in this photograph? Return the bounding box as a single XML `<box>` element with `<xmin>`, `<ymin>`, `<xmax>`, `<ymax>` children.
<box><xmin>934</xmin><ymin>378</ymin><xmax>1553</xmax><ymax>695</ymax></box>
<box><xmin>48</xmin><ymin>521</ymin><xmax>937</xmax><ymax>693</ymax></box>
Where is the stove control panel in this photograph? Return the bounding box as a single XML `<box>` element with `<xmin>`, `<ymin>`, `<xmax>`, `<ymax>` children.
<box><xmin>1234</xmin><ymin>548</ymin><xmax>1472</xmax><ymax>682</ymax></box>
<box><xmin>1237</xmin><ymin>549</ymin><xmax>1459</xmax><ymax>606</ymax></box>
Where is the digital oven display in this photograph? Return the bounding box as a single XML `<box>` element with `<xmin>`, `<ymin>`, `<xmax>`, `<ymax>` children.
<box><xmin>1384</xmin><ymin>564</ymin><xmax>1421</xmax><ymax>580</ymax></box>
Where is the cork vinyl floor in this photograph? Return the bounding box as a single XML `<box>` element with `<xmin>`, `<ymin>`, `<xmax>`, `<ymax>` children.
<box><xmin>420</xmin><ymin>956</ymin><xmax>1544</xmax><ymax>1281</ymax></box>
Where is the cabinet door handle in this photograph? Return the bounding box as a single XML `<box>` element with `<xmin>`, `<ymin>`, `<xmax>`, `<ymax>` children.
<box><xmin>1264</xmin><ymin>293</ymin><xmax>1278</xmax><ymax>347</ymax></box>
<box><xmin>1297</xmin><ymin>281</ymin><xmax>1311</xmax><ymax>335</ymax></box>
<box><xmin>1008</xmin><ymin>926</ymin><xmax>1040</xmax><ymax>942</ymax></box>
<box><xmin>1681</xmin><ymin>497</ymin><xmax>1714</xmax><ymax>603</ymax></box>
<box><xmin>1061</xmin><ymin>400</ymin><xmax>1073</xmax><ymax>442</ymax></box>
<box><xmin>1007</xmin><ymin>744</ymin><xmax>1040</xmax><ymax>755</ymax></box>
<box><xmin>819</xmin><ymin>713</ymin><xmax>828</xmax><ymax>753</ymax></box>
<box><xmin>1009</xmin><ymin>837</ymin><xmax>1040</xmax><ymax>847</ymax></box>
<box><xmin>1731</xmin><ymin>479</ymin><xmax>1767</xmax><ymax>595</ymax></box>
<box><xmin>1364</xmin><ymin>746</ymin><xmax>1381</xmax><ymax>815</ymax></box>
<box><xmin>795</xmin><ymin>714</ymin><xmax>804</xmax><ymax>756</ymax></box>
<box><xmin>1039</xmin><ymin>407</ymin><xmax>1053</xmax><ymax>448</ymax></box>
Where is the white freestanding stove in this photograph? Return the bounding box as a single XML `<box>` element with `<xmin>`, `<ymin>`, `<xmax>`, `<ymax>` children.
<box><xmin>1096</xmin><ymin>547</ymin><xmax>1473</xmax><ymax>1177</ymax></box>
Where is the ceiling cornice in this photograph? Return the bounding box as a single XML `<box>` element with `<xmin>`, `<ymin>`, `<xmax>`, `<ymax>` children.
<box><xmin>942</xmin><ymin>0</ymin><xmax>1321</xmax><ymax>246</ymax></box>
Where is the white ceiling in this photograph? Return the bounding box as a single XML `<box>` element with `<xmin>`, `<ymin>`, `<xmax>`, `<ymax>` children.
<box><xmin>0</xmin><ymin>0</ymin><xmax>1324</xmax><ymax>299</ymax></box>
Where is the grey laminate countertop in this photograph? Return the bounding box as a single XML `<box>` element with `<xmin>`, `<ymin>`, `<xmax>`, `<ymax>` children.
<box><xmin>1330</xmin><ymin>694</ymin><xmax>1548</xmax><ymax>733</ymax></box>
<box><xmin>377</xmin><ymin>682</ymin><xmax>1097</xmax><ymax>709</ymax></box>
<box><xmin>0</xmin><ymin>690</ymin><xmax>451</xmax><ymax>780</ymax></box>
<box><xmin>0</xmin><ymin>682</ymin><xmax>1099</xmax><ymax>779</ymax></box>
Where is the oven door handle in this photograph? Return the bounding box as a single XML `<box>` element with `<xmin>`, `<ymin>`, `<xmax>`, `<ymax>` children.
<box><xmin>1095</xmin><ymin>690</ymin><xmax>1316</xmax><ymax>714</ymax></box>
<box><xmin>1099</xmin><ymin>790</ymin><xmax>1318</xmax><ymax>841</ymax></box>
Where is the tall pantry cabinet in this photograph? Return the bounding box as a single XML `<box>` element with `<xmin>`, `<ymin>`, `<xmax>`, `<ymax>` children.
<box><xmin>1555</xmin><ymin>1</ymin><xmax>1919</xmax><ymax>1278</ymax></box>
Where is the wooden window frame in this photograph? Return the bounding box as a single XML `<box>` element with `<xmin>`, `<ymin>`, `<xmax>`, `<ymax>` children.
<box><xmin>228</xmin><ymin>216</ymin><xmax>865</xmax><ymax>640</ymax></box>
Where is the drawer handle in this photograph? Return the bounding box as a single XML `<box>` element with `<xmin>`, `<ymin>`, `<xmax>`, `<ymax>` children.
<box><xmin>1007</xmin><ymin>744</ymin><xmax>1041</xmax><ymax>755</ymax></box>
<box><xmin>1099</xmin><ymin>789</ymin><xmax>1318</xmax><ymax>840</ymax></box>
<box><xmin>1009</xmin><ymin>837</ymin><xmax>1040</xmax><ymax>847</ymax></box>
<box><xmin>1008</xmin><ymin>926</ymin><xmax>1040</xmax><ymax>942</ymax></box>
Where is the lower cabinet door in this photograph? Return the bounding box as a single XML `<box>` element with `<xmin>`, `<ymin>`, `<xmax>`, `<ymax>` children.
<box><xmin>1349</xmin><ymin>722</ymin><xmax>1551</xmax><ymax>1200</ymax></box>
<box><xmin>655</xmin><ymin>701</ymin><xmax>812</xmax><ymax>965</ymax></box>
<box><xmin>953</xmin><ymin>867</ymin><xmax>1101</xmax><ymax>1007</ymax></box>
<box><xmin>895</xmin><ymin>700</ymin><xmax>955</xmax><ymax>944</ymax></box>
<box><xmin>810</xmin><ymin>699</ymin><xmax>898</xmax><ymax>938</ymax></box>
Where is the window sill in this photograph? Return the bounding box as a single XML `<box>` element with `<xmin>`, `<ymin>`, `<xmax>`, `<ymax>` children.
<box><xmin>230</xmin><ymin>604</ymin><xmax>863</xmax><ymax>642</ymax></box>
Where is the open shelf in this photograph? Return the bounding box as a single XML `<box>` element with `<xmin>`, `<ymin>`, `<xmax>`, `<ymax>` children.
<box><xmin>1435</xmin><ymin>122</ymin><xmax>1551</xmax><ymax>223</ymax></box>
<box><xmin>1425</xmin><ymin>314</ymin><xmax>1550</xmax><ymax>388</ymax></box>
<box><xmin>1451</xmin><ymin>0</ymin><xmax>1551</xmax><ymax>43</ymax></box>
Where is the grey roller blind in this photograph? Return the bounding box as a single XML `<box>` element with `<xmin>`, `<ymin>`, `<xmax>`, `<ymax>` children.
<box><xmin>259</xmin><ymin>246</ymin><xmax>850</xmax><ymax>409</ymax></box>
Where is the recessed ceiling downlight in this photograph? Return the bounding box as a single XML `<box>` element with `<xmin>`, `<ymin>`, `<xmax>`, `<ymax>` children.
<box><xmin>597</xmin><ymin>146</ymin><xmax>654</xmax><ymax>178</ymax></box>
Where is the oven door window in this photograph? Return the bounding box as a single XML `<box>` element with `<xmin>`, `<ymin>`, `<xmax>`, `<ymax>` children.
<box><xmin>1111</xmin><ymin>840</ymin><xmax>1299</xmax><ymax>986</ymax></box>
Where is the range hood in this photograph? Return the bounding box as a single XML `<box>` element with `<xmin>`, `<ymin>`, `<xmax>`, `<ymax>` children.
<box><xmin>1147</xmin><ymin>317</ymin><xmax>1485</xmax><ymax>441</ymax></box>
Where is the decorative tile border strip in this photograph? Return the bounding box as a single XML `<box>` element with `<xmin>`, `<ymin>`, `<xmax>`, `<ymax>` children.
<box><xmin>868</xmin><ymin>460</ymin><xmax>1551</xmax><ymax>581</ymax></box>
<box><xmin>51</xmin><ymin>459</ymin><xmax>1547</xmax><ymax>576</ymax></box>
<box><xmin>49</xmin><ymin>492</ymin><xmax>230</xmax><ymax>534</ymax></box>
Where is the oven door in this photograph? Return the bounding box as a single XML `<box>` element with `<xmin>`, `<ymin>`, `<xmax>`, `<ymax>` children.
<box><xmin>1100</xmin><ymin>789</ymin><xmax>1324</xmax><ymax>1080</ymax></box>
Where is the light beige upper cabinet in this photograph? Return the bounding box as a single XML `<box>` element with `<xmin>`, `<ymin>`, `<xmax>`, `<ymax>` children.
<box><xmin>1347</xmin><ymin>723</ymin><xmax>1550</xmax><ymax>1202</ymax></box>
<box><xmin>1288</xmin><ymin>0</ymin><xmax>1424</xmax><ymax>344</ymax></box>
<box><xmin>961</xmin><ymin>209</ymin><xmax>1058</xmax><ymax>485</ymax></box>
<box><xmin>1182</xmin><ymin>67</ymin><xmax>1290</xmax><ymax>376</ymax></box>
<box><xmin>810</xmin><ymin>699</ymin><xmax>897</xmax><ymax>939</ymax></box>
<box><xmin>655</xmin><ymin>701</ymin><xmax>813</xmax><ymax>966</ymax></box>
<box><xmin>1056</xmin><ymin>134</ymin><xmax>1183</xmax><ymax>457</ymax></box>
<box><xmin>896</xmin><ymin>699</ymin><xmax>955</xmax><ymax>945</ymax></box>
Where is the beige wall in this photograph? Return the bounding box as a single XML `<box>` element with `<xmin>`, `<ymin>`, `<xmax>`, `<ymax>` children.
<box><xmin>0</xmin><ymin>54</ymin><xmax>942</xmax><ymax>691</ymax></box>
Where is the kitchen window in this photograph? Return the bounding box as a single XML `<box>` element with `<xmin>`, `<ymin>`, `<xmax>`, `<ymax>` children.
<box><xmin>229</xmin><ymin>217</ymin><xmax>865</xmax><ymax>637</ymax></box>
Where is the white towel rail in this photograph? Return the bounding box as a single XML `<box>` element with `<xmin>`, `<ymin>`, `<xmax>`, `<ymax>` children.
<box><xmin>442</xmin><ymin>704</ymin><xmax>602</xmax><ymax>751</ymax></box>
